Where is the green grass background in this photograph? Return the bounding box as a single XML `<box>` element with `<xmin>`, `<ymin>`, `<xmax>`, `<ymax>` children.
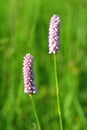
<box><xmin>0</xmin><ymin>0</ymin><xmax>87</xmax><ymax>130</ymax></box>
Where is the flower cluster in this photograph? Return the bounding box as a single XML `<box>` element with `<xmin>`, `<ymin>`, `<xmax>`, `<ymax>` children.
<box><xmin>23</xmin><ymin>14</ymin><xmax>60</xmax><ymax>95</ymax></box>
<box><xmin>49</xmin><ymin>15</ymin><xmax>60</xmax><ymax>54</ymax></box>
<box><xmin>23</xmin><ymin>53</ymin><xmax>37</xmax><ymax>94</ymax></box>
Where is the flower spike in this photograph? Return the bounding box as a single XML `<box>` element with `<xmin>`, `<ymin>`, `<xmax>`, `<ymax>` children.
<box><xmin>49</xmin><ymin>15</ymin><xmax>60</xmax><ymax>54</ymax></box>
<box><xmin>23</xmin><ymin>53</ymin><xmax>37</xmax><ymax>95</ymax></box>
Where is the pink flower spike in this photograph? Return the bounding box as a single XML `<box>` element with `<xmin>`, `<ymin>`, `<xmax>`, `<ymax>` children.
<box><xmin>48</xmin><ymin>15</ymin><xmax>60</xmax><ymax>54</ymax></box>
<box><xmin>23</xmin><ymin>53</ymin><xmax>37</xmax><ymax>95</ymax></box>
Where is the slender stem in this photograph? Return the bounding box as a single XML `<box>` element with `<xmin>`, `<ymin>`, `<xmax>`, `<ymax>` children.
<box><xmin>30</xmin><ymin>95</ymin><xmax>41</xmax><ymax>130</ymax></box>
<box><xmin>54</xmin><ymin>55</ymin><xmax>63</xmax><ymax>130</ymax></box>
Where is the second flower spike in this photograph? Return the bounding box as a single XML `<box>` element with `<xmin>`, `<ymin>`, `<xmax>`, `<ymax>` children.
<box><xmin>49</xmin><ymin>15</ymin><xmax>60</xmax><ymax>54</ymax></box>
<box><xmin>23</xmin><ymin>53</ymin><xmax>37</xmax><ymax>95</ymax></box>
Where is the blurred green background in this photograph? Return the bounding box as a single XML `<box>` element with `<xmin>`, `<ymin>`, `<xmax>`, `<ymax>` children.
<box><xmin>0</xmin><ymin>0</ymin><xmax>87</xmax><ymax>130</ymax></box>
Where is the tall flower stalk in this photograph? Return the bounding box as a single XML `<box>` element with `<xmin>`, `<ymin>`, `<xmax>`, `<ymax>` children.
<box><xmin>23</xmin><ymin>53</ymin><xmax>41</xmax><ymax>130</ymax></box>
<box><xmin>49</xmin><ymin>15</ymin><xmax>63</xmax><ymax>130</ymax></box>
<box><xmin>30</xmin><ymin>95</ymin><xmax>41</xmax><ymax>130</ymax></box>
<box><xmin>54</xmin><ymin>55</ymin><xmax>63</xmax><ymax>130</ymax></box>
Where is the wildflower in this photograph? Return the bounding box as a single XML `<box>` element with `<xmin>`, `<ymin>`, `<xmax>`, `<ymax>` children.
<box><xmin>49</xmin><ymin>15</ymin><xmax>60</xmax><ymax>54</ymax></box>
<box><xmin>23</xmin><ymin>53</ymin><xmax>37</xmax><ymax>94</ymax></box>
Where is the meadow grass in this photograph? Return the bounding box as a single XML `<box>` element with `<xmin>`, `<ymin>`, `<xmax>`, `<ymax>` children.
<box><xmin>0</xmin><ymin>0</ymin><xmax>87</xmax><ymax>130</ymax></box>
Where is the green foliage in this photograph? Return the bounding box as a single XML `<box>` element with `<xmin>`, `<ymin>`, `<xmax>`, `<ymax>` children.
<box><xmin>0</xmin><ymin>0</ymin><xmax>87</xmax><ymax>130</ymax></box>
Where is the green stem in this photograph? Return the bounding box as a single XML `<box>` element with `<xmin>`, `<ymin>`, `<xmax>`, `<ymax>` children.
<box><xmin>54</xmin><ymin>55</ymin><xmax>63</xmax><ymax>130</ymax></box>
<box><xmin>30</xmin><ymin>95</ymin><xmax>41</xmax><ymax>130</ymax></box>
